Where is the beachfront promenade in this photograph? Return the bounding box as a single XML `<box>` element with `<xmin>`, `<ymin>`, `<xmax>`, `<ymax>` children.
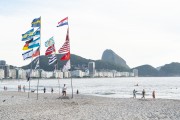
<box><xmin>0</xmin><ymin>91</ymin><xmax>180</xmax><ymax>120</ymax></box>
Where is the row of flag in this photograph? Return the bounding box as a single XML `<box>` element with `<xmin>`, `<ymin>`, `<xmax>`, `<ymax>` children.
<box><xmin>21</xmin><ymin>16</ymin><xmax>71</xmax><ymax>72</ymax></box>
<box><xmin>21</xmin><ymin>17</ymin><xmax>41</xmax><ymax>70</ymax></box>
<box><xmin>44</xmin><ymin>17</ymin><xmax>71</xmax><ymax>71</ymax></box>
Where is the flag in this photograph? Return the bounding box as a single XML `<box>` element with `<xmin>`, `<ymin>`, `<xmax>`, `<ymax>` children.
<box><xmin>45</xmin><ymin>44</ymin><xmax>56</xmax><ymax>56</ymax></box>
<box><xmin>48</xmin><ymin>54</ymin><xmax>57</xmax><ymax>65</ymax></box>
<box><xmin>22</xmin><ymin>49</ymin><xmax>33</xmax><ymax>60</ymax></box>
<box><xmin>22</xmin><ymin>28</ymin><xmax>34</xmax><ymax>41</ymax></box>
<box><xmin>22</xmin><ymin>38</ymin><xmax>33</xmax><ymax>50</ymax></box>
<box><xmin>60</xmin><ymin>52</ymin><xmax>70</xmax><ymax>61</ymax></box>
<box><xmin>45</xmin><ymin>37</ymin><xmax>55</xmax><ymax>47</ymax></box>
<box><xmin>58</xmin><ymin>41</ymin><xmax>70</xmax><ymax>54</ymax></box>
<box><xmin>28</xmin><ymin>37</ymin><xmax>40</xmax><ymax>48</ymax></box>
<box><xmin>62</xmin><ymin>60</ymin><xmax>71</xmax><ymax>72</ymax></box>
<box><xmin>32</xmin><ymin>17</ymin><xmax>41</xmax><ymax>27</ymax></box>
<box><xmin>57</xmin><ymin>17</ymin><xmax>68</xmax><ymax>27</ymax></box>
<box><xmin>32</xmin><ymin>47</ymin><xmax>40</xmax><ymax>57</ymax></box>
<box><xmin>58</xmin><ymin>28</ymin><xmax>70</xmax><ymax>54</ymax></box>
<box><xmin>35</xmin><ymin>58</ymin><xmax>39</xmax><ymax>69</ymax></box>
<box><xmin>22</xmin><ymin>43</ymin><xmax>29</xmax><ymax>50</ymax></box>
<box><xmin>33</xmin><ymin>27</ymin><xmax>40</xmax><ymax>37</ymax></box>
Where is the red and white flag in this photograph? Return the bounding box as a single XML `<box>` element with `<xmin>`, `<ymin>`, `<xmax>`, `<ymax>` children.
<box><xmin>32</xmin><ymin>47</ymin><xmax>40</xmax><ymax>57</ymax></box>
<box><xmin>58</xmin><ymin>28</ymin><xmax>70</xmax><ymax>54</ymax></box>
<box><xmin>45</xmin><ymin>44</ymin><xmax>56</xmax><ymax>56</ymax></box>
<box><xmin>57</xmin><ymin>17</ymin><xmax>68</xmax><ymax>27</ymax></box>
<box><xmin>62</xmin><ymin>60</ymin><xmax>71</xmax><ymax>72</ymax></box>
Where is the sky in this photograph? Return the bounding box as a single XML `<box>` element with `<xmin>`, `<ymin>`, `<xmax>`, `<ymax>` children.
<box><xmin>1</xmin><ymin>0</ymin><xmax>180</xmax><ymax>68</ymax></box>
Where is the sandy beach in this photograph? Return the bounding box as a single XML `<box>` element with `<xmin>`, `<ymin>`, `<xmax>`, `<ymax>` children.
<box><xmin>0</xmin><ymin>91</ymin><xmax>180</xmax><ymax>120</ymax></box>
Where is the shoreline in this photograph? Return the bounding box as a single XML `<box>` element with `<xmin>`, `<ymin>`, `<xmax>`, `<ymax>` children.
<box><xmin>0</xmin><ymin>91</ymin><xmax>180</xmax><ymax>120</ymax></box>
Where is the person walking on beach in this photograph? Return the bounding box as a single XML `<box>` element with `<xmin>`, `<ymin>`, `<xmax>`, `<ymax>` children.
<box><xmin>76</xmin><ymin>89</ymin><xmax>79</xmax><ymax>94</ymax></box>
<box><xmin>51</xmin><ymin>87</ymin><xmax>54</xmax><ymax>93</ymax></box>
<box><xmin>133</xmin><ymin>89</ymin><xmax>137</xmax><ymax>98</ymax></box>
<box><xmin>152</xmin><ymin>90</ymin><xmax>155</xmax><ymax>99</ymax></box>
<box><xmin>43</xmin><ymin>87</ymin><xmax>46</xmax><ymax>93</ymax></box>
<box><xmin>142</xmin><ymin>89</ymin><xmax>145</xmax><ymax>99</ymax></box>
<box><xmin>62</xmin><ymin>84</ymin><xmax>67</xmax><ymax>96</ymax></box>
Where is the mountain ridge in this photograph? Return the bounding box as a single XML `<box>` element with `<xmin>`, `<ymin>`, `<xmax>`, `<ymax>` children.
<box><xmin>18</xmin><ymin>49</ymin><xmax>180</xmax><ymax>77</ymax></box>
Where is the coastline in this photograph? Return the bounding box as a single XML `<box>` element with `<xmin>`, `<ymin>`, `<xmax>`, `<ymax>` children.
<box><xmin>0</xmin><ymin>91</ymin><xmax>180</xmax><ymax>120</ymax></box>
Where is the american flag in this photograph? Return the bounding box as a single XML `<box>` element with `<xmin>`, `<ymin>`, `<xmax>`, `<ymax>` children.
<box><xmin>58</xmin><ymin>28</ymin><xmax>70</xmax><ymax>54</ymax></box>
<box><xmin>58</xmin><ymin>41</ymin><xmax>70</xmax><ymax>54</ymax></box>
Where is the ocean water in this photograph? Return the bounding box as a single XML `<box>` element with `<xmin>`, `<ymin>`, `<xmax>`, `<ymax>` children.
<box><xmin>0</xmin><ymin>77</ymin><xmax>180</xmax><ymax>100</ymax></box>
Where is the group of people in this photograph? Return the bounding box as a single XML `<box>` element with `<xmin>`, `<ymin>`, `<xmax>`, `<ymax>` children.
<box><xmin>133</xmin><ymin>89</ymin><xmax>156</xmax><ymax>99</ymax></box>
<box><xmin>42</xmin><ymin>84</ymin><xmax>67</xmax><ymax>96</ymax></box>
<box><xmin>3</xmin><ymin>86</ymin><xmax>7</xmax><ymax>91</ymax></box>
<box><xmin>43</xmin><ymin>87</ymin><xmax>54</xmax><ymax>93</ymax></box>
<box><xmin>18</xmin><ymin>85</ymin><xmax>25</xmax><ymax>92</ymax></box>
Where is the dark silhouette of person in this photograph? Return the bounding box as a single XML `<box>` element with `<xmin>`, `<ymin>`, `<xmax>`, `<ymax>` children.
<box><xmin>152</xmin><ymin>90</ymin><xmax>155</xmax><ymax>99</ymax></box>
<box><xmin>142</xmin><ymin>89</ymin><xmax>145</xmax><ymax>99</ymax></box>
<box><xmin>51</xmin><ymin>88</ymin><xmax>54</xmax><ymax>93</ymax></box>
<box><xmin>43</xmin><ymin>87</ymin><xmax>46</xmax><ymax>93</ymax></box>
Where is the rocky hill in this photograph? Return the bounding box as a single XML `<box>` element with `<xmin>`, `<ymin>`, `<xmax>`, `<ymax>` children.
<box><xmin>101</xmin><ymin>49</ymin><xmax>130</xmax><ymax>69</ymax></box>
<box><xmin>132</xmin><ymin>65</ymin><xmax>159</xmax><ymax>77</ymax></box>
<box><xmin>159</xmin><ymin>62</ymin><xmax>180</xmax><ymax>76</ymax></box>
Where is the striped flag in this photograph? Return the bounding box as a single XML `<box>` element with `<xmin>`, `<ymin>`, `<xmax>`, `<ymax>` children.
<box><xmin>28</xmin><ymin>37</ymin><xmax>40</xmax><ymax>49</ymax></box>
<box><xmin>22</xmin><ymin>49</ymin><xmax>33</xmax><ymax>60</ymax></box>
<box><xmin>57</xmin><ymin>17</ymin><xmax>68</xmax><ymax>27</ymax></box>
<box><xmin>48</xmin><ymin>54</ymin><xmax>57</xmax><ymax>65</ymax></box>
<box><xmin>35</xmin><ymin>58</ymin><xmax>39</xmax><ymax>69</ymax></box>
<box><xmin>33</xmin><ymin>27</ymin><xmax>40</xmax><ymax>37</ymax></box>
<box><xmin>58</xmin><ymin>28</ymin><xmax>70</xmax><ymax>54</ymax></box>
<box><xmin>58</xmin><ymin>41</ymin><xmax>70</xmax><ymax>54</ymax></box>
<box><xmin>45</xmin><ymin>44</ymin><xmax>56</xmax><ymax>56</ymax></box>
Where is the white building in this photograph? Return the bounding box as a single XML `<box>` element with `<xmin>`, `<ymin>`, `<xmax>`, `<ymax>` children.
<box><xmin>18</xmin><ymin>69</ymin><xmax>26</xmax><ymax>79</ymax></box>
<box><xmin>63</xmin><ymin>71</ymin><xmax>70</xmax><ymax>78</ymax></box>
<box><xmin>0</xmin><ymin>69</ymin><xmax>4</xmax><ymax>79</ymax></box>
<box><xmin>9</xmin><ymin>69</ymin><xmax>16</xmax><ymax>79</ymax></box>
<box><xmin>71</xmin><ymin>70</ymin><xmax>84</xmax><ymax>78</ymax></box>
<box><xmin>54</xmin><ymin>70</ymin><xmax>63</xmax><ymax>78</ymax></box>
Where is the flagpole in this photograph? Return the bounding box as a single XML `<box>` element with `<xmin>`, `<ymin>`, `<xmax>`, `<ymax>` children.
<box><xmin>37</xmin><ymin>16</ymin><xmax>41</xmax><ymax>100</ymax></box>
<box><xmin>54</xmin><ymin>37</ymin><xmax>60</xmax><ymax>97</ymax></box>
<box><xmin>70</xmin><ymin>68</ymin><xmax>73</xmax><ymax>99</ymax></box>
<box><xmin>28</xmin><ymin>57</ymin><xmax>33</xmax><ymax>98</ymax></box>
<box><xmin>56</xmin><ymin>60</ymin><xmax>61</xmax><ymax>97</ymax></box>
<box><xmin>56</xmin><ymin>58</ymin><xmax>61</xmax><ymax>97</ymax></box>
<box><xmin>68</xmin><ymin>26</ymin><xmax>73</xmax><ymax>99</ymax></box>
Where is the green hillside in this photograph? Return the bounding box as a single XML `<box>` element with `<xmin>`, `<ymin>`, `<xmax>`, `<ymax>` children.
<box><xmin>21</xmin><ymin>54</ymin><xmax>130</xmax><ymax>72</ymax></box>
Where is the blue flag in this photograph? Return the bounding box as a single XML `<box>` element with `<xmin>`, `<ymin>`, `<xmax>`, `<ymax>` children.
<box><xmin>28</xmin><ymin>37</ymin><xmax>40</xmax><ymax>48</ymax></box>
<box><xmin>22</xmin><ymin>49</ymin><xmax>33</xmax><ymax>60</ymax></box>
<box><xmin>32</xmin><ymin>17</ymin><xmax>41</xmax><ymax>27</ymax></box>
<box><xmin>33</xmin><ymin>27</ymin><xmax>40</xmax><ymax>36</ymax></box>
<box><xmin>22</xmin><ymin>28</ymin><xmax>34</xmax><ymax>41</ymax></box>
